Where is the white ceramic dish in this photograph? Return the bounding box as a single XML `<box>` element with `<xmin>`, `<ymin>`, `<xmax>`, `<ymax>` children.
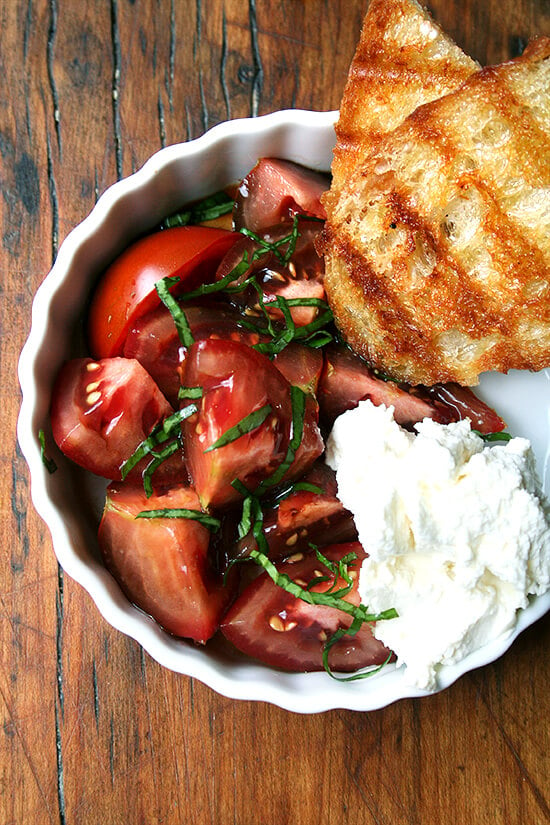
<box><xmin>17</xmin><ymin>110</ymin><xmax>550</xmax><ymax>713</ymax></box>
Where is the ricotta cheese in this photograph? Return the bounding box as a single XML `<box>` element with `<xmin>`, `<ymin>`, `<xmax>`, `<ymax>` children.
<box><xmin>325</xmin><ymin>401</ymin><xmax>550</xmax><ymax>690</ymax></box>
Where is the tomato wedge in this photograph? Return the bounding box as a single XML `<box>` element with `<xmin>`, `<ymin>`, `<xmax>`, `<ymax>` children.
<box><xmin>235</xmin><ymin>462</ymin><xmax>357</xmax><ymax>561</ymax></box>
<box><xmin>50</xmin><ymin>357</ymin><xmax>186</xmax><ymax>481</ymax></box>
<box><xmin>233</xmin><ymin>158</ymin><xmax>328</xmax><ymax>233</ymax></box>
<box><xmin>123</xmin><ymin>302</ymin><xmax>267</xmax><ymax>406</ymax></box>
<box><xmin>88</xmin><ymin>226</ymin><xmax>239</xmax><ymax>359</ymax></box>
<box><xmin>221</xmin><ymin>543</ymin><xmax>392</xmax><ymax>672</ymax></box>
<box><xmin>99</xmin><ymin>483</ymin><xmax>234</xmax><ymax>643</ymax></box>
<box><xmin>181</xmin><ymin>339</ymin><xmax>323</xmax><ymax>510</ymax></box>
<box><xmin>215</xmin><ymin>219</ymin><xmax>325</xmax><ymax>327</ymax></box>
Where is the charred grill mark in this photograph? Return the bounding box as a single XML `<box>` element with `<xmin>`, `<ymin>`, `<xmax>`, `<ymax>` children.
<box><xmin>386</xmin><ymin>189</ymin><xmax>505</xmax><ymax>335</ymax></box>
<box><xmin>110</xmin><ymin>0</ymin><xmax>123</xmax><ymax>180</ymax></box>
<box><xmin>47</xmin><ymin>0</ymin><xmax>61</xmax><ymax>154</ymax></box>
<box><xmin>248</xmin><ymin>0</ymin><xmax>263</xmax><ymax>117</ymax></box>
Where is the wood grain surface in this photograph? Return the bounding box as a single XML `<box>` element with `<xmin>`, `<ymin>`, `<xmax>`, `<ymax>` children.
<box><xmin>3</xmin><ymin>1</ymin><xmax>550</xmax><ymax>823</ymax></box>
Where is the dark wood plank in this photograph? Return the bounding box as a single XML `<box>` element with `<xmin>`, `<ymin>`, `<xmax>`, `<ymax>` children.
<box><xmin>2</xmin><ymin>1</ymin><xmax>549</xmax><ymax>823</ymax></box>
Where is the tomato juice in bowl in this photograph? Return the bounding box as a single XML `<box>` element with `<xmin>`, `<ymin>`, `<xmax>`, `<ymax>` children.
<box><xmin>17</xmin><ymin>111</ymin><xmax>550</xmax><ymax>713</ymax></box>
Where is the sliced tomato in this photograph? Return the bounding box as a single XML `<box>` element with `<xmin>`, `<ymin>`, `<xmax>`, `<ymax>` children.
<box><xmin>221</xmin><ymin>543</ymin><xmax>392</xmax><ymax>672</ymax></box>
<box><xmin>50</xmin><ymin>357</ymin><xmax>186</xmax><ymax>482</ymax></box>
<box><xmin>412</xmin><ymin>383</ymin><xmax>506</xmax><ymax>434</ymax></box>
<box><xmin>318</xmin><ymin>345</ymin><xmax>445</xmax><ymax>427</ymax></box>
<box><xmin>233</xmin><ymin>158</ymin><xmax>328</xmax><ymax>233</ymax></box>
<box><xmin>98</xmin><ymin>483</ymin><xmax>235</xmax><ymax>643</ymax></box>
<box><xmin>235</xmin><ymin>462</ymin><xmax>357</xmax><ymax>561</ymax></box>
<box><xmin>123</xmin><ymin>302</ymin><xmax>267</xmax><ymax>406</ymax></box>
<box><xmin>88</xmin><ymin>226</ymin><xmax>239</xmax><ymax>359</ymax></box>
<box><xmin>272</xmin><ymin>343</ymin><xmax>323</xmax><ymax>394</ymax></box>
<box><xmin>181</xmin><ymin>339</ymin><xmax>322</xmax><ymax>510</ymax></box>
<box><xmin>215</xmin><ymin>219</ymin><xmax>325</xmax><ymax>327</ymax></box>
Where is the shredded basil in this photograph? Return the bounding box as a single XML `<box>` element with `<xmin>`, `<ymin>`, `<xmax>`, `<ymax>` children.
<box><xmin>155</xmin><ymin>276</ymin><xmax>194</xmax><ymax>348</ymax></box>
<box><xmin>135</xmin><ymin>507</ymin><xmax>221</xmax><ymax>531</ymax></box>
<box><xmin>178</xmin><ymin>386</ymin><xmax>203</xmax><ymax>401</ymax></box>
<box><xmin>38</xmin><ymin>429</ymin><xmax>57</xmax><ymax>474</ymax></box>
<box><xmin>256</xmin><ymin>386</ymin><xmax>306</xmax><ymax>492</ymax></box>
<box><xmin>473</xmin><ymin>430</ymin><xmax>513</xmax><ymax>443</ymax></box>
<box><xmin>204</xmin><ymin>404</ymin><xmax>273</xmax><ymax>453</ymax></box>
<box><xmin>121</xmin><ymin>403</ymin><xmax>197</xmax><ymax>480</ymax></box>
<box><xmin>162</xmin><ymin>191</ymin><xmax>234</xmax><ymax>228</ymax></box>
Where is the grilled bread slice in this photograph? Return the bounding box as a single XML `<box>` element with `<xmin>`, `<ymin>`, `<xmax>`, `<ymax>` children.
<box><xmin>328</xmin><ymin>0</ymin><xmax>478</xmax><ymax>210</ymax></box>
<box><xmin>322</xmin><ymin>40</ymin><xmax>550</xmax><ymax>386</ymax></box>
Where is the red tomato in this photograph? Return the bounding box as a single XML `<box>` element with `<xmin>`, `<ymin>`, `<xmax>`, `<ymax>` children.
<box><xmin>318</xmin><ymin>345</ymin><xmax>443</xmax><ymax>426</ymax></box>
<box><xmin>50</xmin><ymin>357</ymin><xmax>185</xmax><ymax>482</ymax></box>
<box><xmin>215</xmin><ymin>219</ymin><xmax>326</xmax><ymax>327</ymax></box>
<box><xmin>88</xmin><ymin>226</ymin><xmax>239</xmax><ymax>359</ymax></box>
<box><xmin>98</xmin><ymin>483</ymin><xmax>235</xmax><ymax>642</ymax></box>
<box><xmin>272</xmin><ymin>343</ymin><xmax>323</xmax><ymax>394</ymax></box>
<box><xmin>233</xmin><ymin>158</ymin><xmax>328</xmax><ymax>233</ymax></box>
<box><xmin>411</xmin><ymin>383</ymin><xmax>506</xmax><ymax>434</ymax></box>
<box><xmin>123</xmin><ymin>302</ymin><xmax>267</xmax><ymax>406</ymax></box>
<box><xmin>181</xmin><ymin>339</ymin><xmax>322</xmax><ymax>510</ymax></box>
<box><xmin>221</xmin><ymin>543</ymin><xmax>393</xmax><ymax>672</ymax></box>
<box><xmin>235</xmin><ymin>462</ymin><xmax>357</xmax><ymax>561</ymax></box>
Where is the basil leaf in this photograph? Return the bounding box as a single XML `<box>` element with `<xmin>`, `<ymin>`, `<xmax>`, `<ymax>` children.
<box><xmin>136</xmin><ymin>508</ymin><xmax>221</xmax><ymax>531</ymax></box>
<box><xmin>155</xmin><ymin>276</ymin><xmax>194</xmax><ymax>348</ymax></box>
<box><xmin>162</xmin><ymin>191</ymin><xmax>234</xmax><ymax>228</ymax></box>
<box><xmin>204</xmin><ymin>404</ymin><xmax>273</xmax><ymax>453</ymax></box>
<box><xmin>39</xmin><ymin>429</ymin><xmax>57</xmax><ymax>474</ymax></box>
<box><xmin>472</xmin><ymin>430</ymin><xmax>513</xmax><ymax>443</ymax></box>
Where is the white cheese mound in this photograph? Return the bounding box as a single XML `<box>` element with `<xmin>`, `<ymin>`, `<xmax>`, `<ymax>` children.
<box><xmin>325</xmin><ymin>401</ymin><xmax>550</xmax><ymax>690</ymax></box>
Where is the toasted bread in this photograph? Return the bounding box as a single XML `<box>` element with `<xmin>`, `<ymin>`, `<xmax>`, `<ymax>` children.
<box><xmin>323</xmin><ymin>39</ymin><xmax>550</xmax><ymax>386</ymax></box>
<box><xmin>328</xmin><ymin>0</ymin><xmax>478</xmax><ymax>209</ymax></box>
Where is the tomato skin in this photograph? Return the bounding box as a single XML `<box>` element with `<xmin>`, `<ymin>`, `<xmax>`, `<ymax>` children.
<box><xmin>221</xmin><ymin>543</ymin><xmax>393</xmax><ymax>672</ymax></box>
<box><xmin>123</xmin><ymin>302</ymin><xmax>267</xmax><ymax>406</ymax></box>
<box><xmin>99</xmin><ymin>483</ymin><xmax>235</xmax><ymax>643</ymax></box>
<box><xmin>50</xmin><ymin>357</ymin><xmax>186</xmax><ymax>481</ymax></box>
<box><xmin>215</xmin><ymin>219</ymin><xmax>326</xmax><ymax>327</ymax></box>
<box><xmin>235</xmin><ymin>462</ymin><xmax>357</xmax><ymax>561</ymax></box>
<box><xmin>88</xmin><ymin>226</ymin><xmax>239</xmax><ymax>359</ymax></box>
<box><xmin>182</xmin><ymin>339</ymin><xmax>323</xmax><ymax>510</ymax></box>
<box><xmin>233</xmin><ymin>158</ymin><xmax>328</xmax><ymax>234</ymax></box>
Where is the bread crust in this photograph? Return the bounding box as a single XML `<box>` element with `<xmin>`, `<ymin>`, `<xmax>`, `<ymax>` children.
<box><xmin>323</xmin><ymin>1</ymin><xmax>550</xmax><ymax>386</ymax></box>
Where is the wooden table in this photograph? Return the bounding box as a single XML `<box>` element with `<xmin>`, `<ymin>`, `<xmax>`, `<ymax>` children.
<box><xmin>3</xmin><ymin>1</ymin><xmax>550</xmax><ymax>822</ymax></box>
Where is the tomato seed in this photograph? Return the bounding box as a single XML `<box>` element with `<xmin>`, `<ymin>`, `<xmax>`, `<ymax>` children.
<box><xmin>286</xmin><ymin>552</ymin><xmax>304</xmax><ymax>563</ymax></box>
<box><xmin>85</xmin><ymin>381</ymin><xmax>100</xmax><ymax>393</ymax></box>
<box><xmin>86</xmin><ymin>391</ymin><xmax>101</xmax><ymax>406</ymax></box>
<box><xmin>318</xmin><ymin>630</ymin><xmax>327</xmax><ymax>642</ymax></box>
<box><xmin>285</xmin><ymin>533</ymin><xmax>298</xmax><ymax>547</ymax></box>
<box><xmin>268</xmin><ymin>615</ymin><xmax>286</xmax><ymax>632</ymax></box>
<box><xmin>86</xmin><ymin>362</ymin><xmax>100</xmax><ymax>372</ymax></box>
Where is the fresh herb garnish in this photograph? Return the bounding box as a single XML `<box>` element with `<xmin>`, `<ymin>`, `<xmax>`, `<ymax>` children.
<box><xmin>178</xmin><ymin>386</ymin><xmax>203</xmax><ymax>401</ymax></box>
<box><xmin>256</xmin><ymin>386</ymin><xmax>306</xmax><ymax>491</ymax></box>
<box><xmin>136</xmin><ymin>508</ymin><xmax>221</xmax><ymax>531</ymax></box>
<box><xmin>162</xmin><ymin>191</ymin><xmax>234</xmax><ymax>228</ymax></box>
<box><xmin>155</xmin><ymin>276</ymin><xmax>195</xmax><ymax>348</ymax></box>
<box><xmin>120</xmin><ymin>403</ymin><xmax>198</xmax><ymax>480</ymax></box>
<box><xmin>38</xmin><ymin>429</ymin><xmax>57</xmax><ymax>474</ymax></box>
<box><xmin>204</xmin><ymin>404</ymin><xmax>273</xmax><ymax>453</ymax></box>
<box><xmin>473</xmin><ymin>430</ymin><xmax>513</xmax><ymax>443</ymax></box>
<box><xmin>248</xmin><ymin>546</ymin><xmax>397</xmax><ymax>626</ymax></box>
